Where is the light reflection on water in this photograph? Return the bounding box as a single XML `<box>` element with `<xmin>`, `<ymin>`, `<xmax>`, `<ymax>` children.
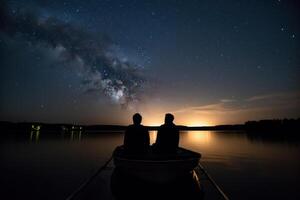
<box><xmin>1</xmin><ymin>130</ymin><xmax>300</xmax><ymax>199</ymax></box>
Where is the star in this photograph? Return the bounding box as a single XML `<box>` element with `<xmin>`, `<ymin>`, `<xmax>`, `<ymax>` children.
<box><xmin>257</xmin><ymin>65</ymin><xmax>262</xmax><ymax>69</ymax></box>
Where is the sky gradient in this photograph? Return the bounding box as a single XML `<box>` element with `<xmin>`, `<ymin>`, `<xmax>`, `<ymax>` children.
<box><xmin>0</xmin><ymin>0</ymin><xmax>299</xmax><ymax>126</ymax></box>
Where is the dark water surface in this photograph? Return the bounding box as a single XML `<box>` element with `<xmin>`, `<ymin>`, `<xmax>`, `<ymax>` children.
<box><xmin>1</xmin><ymin>131</ymin><xmax>300</xmax><ymax>199</ymax></box>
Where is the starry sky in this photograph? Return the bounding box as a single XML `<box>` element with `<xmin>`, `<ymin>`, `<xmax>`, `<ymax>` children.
<box><xmin>0</xmin><ymin>0</ymin><xmax>299</xmax><ymax>126</ymax></box>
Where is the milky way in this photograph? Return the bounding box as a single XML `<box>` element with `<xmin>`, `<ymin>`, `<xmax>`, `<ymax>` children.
<box><xmin>0</xmin><ymin>2</ymin><xmax>146</xmax><ymax>107</ymax></box>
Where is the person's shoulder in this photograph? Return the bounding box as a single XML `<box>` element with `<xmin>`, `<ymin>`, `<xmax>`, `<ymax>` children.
<box><xmin>172</xmin><ymin>124</ymin><xmax>179</xmax><ymax>130</ymax></box>
<box><xmin>158</xmin><ymin>124</ymin><xmax>168</xmax><ymax>132</ymax></box>
<box><xmin>159</xmin><ymin>124</ymin><xmax>166</xmax><ymax>128</ymax></box>
<box><xmin>126</xmin><ymin>124</ymin><xmax>135</xmax><ymax>130</ymax></box>
<box><xmin>173</xmin><ymin>125</ymin><xmax>179</xmax><ymax>132</ymax></box>
<box><xmin>166</xmin><ymin>124</ymin><xmax>179</xmax><ymax>131</ymax></box>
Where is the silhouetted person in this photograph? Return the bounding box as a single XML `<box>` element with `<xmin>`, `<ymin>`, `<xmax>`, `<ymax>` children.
<box><xmin>153</xmin><ymin>113</ymin><xmax>179</xmax><ymax>154</ymax></box>
<box><xmin>124</xmin><ymin>113</ymin><xmax>150</xmax><ymax>154</ymax></box>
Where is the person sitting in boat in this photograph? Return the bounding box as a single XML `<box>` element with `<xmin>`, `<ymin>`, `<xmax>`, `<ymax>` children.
<box><xmin>153</xmin><ymin>113</ymin><xmax>179</xmax><ymax>154</ymax></box>
<box><xmin>124</xmin><ymin>113</ymin><xmax>150</xmax><ymax>154</ymax></box>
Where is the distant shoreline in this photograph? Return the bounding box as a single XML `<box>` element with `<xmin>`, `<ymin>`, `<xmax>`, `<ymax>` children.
<box><xmin>1</xmin><ymin>119</ymin><xmax>299</xmax><ymax>133</ymax></box>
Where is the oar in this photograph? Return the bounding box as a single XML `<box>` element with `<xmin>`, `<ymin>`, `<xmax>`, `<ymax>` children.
<box><xmin>197</xmin><ymin>163</ymin><xmax>230</xmax><ymax>200</ymax></box>
<box><xmin>65</xmin><ymin>155</ymin><xmax>113</xmax><ymax>200</ymax></box>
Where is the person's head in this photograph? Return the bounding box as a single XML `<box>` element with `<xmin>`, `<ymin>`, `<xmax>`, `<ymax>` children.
<box><xmin>132</xmin><ymin>113</ymin><xmax>142</xmax><ymax>125</ymax></box>
<box><xmin>164</xmin><ymin>113</ymin><xmax>174</xmax><ymax>124</ymax></box>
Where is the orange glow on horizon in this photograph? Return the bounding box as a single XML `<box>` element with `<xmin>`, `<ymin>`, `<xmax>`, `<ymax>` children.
<box><xmin>183</xmin><ymin>121</ymin><xmax>213</xmax><ymax>127</ymax></box>
<box><xmin>176</xmin><ymin>116</ymin><xmax>215</xmax><ymax>127</ymax></box>
<box><xmin>143</xmin><ymin>117</ymin><xmax>214</xmax><ymax>127</ymax></box>
<box><xmin>137</xmin><ymin>110</ymin><xmax>218</xmax><ymax>126</ymax></box>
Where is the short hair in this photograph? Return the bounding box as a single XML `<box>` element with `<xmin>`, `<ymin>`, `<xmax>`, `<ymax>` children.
<box><xmin>133</xmin><ymin>113</ymin><xmax>142</xmax><ymax>124</ymax></box>
<box><xmin>165</xmin><ymin>113</ymin><xmax>174</xmax><ymax>124</ymax></box>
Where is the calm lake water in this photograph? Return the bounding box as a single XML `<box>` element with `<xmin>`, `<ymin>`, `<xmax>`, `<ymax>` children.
<box><xmin>1</xmin><ymin>130</ymin><xmax>300</xmax><ymax>199</ymax></box>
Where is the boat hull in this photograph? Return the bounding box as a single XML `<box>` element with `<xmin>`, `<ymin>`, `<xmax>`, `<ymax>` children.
<box><xmin>113</xmin><ymin>146</ymin><xmax>201</xmax><ymax>183</ymax></box>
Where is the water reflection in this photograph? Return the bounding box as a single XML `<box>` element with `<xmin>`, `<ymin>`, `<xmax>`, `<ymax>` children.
<box><xmin>1</xmin><ymin>130</ymin><xmax>300</xmax><ymax>200</ymax></box>
<box><xmin>29</xmin><ymin>130</ymin><xmax>84</xmax><ymax>142</ymax></box>
<box><xmin>149</xmin><ymin>131</ymin><xmax>157</xmax><ymax>144</ymax></box>
<box><xmin>245</xmin><ymin>131</ymin><xmax>300</xmax><ymax>145</ymax></box>
<box><xmin>149</xmin><ymin>131</ymin><xmax>213</xmax><ymax>147</ymax></box>
<box><xmin>29</xmin><ymin>130</ymin><xmax>40</xmax><ymax>142</ymax></box>
<box><xmin>70</xmin><ymin>131</ymin><xmax>82</xmax><ymax>141</ymax></box>
<box><xmin>184</xmin><ymin>131</ymin><xmax>212</xmax><ymax>146</ymax></box>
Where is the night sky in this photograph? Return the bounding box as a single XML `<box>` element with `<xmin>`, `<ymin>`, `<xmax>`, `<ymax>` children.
<box><xmin>0</xmin><ymin>0</ymin><xmax>299</xmax><ymax>126</ymax></box>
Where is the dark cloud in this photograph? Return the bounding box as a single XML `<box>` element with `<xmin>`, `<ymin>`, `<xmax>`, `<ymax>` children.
<box><xmin>0</xmin><ymin>1</ymin><xmax>146</xmax><ymax>107</ymax></box>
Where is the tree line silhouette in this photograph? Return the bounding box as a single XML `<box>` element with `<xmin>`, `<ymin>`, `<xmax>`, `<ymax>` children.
<box><xmin>0</xmin><ymin>118</ymin><xmax>299</xmax><ymax>133</ymax></box>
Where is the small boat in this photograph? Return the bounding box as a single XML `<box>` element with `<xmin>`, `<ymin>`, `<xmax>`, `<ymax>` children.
<box><xmin>66</xmin><ymin>146</ymin><xmax>229</xmax><ymax>200</ymax></box>
<box><xmin>111</xmin><ymin>146</ymin><xmax>203</xmax><ymax>199</ymax></box>
<box><xmin>113</xmin><ymin>145</ymin><xmax>201</xmax><ymax>183</ymax></box>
